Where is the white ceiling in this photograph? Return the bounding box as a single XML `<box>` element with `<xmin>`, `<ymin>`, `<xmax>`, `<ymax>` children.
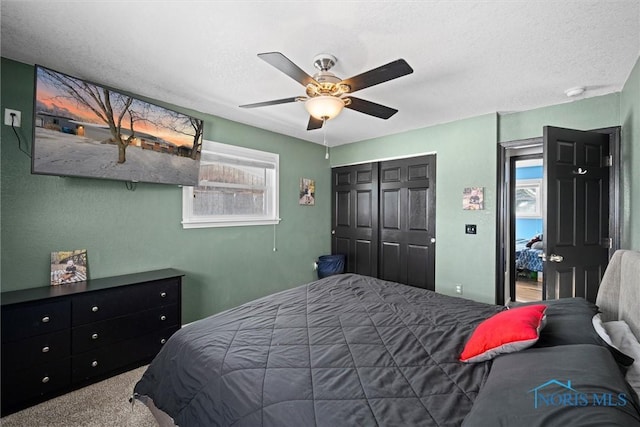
<box><xmin>1</xmin><ymin>1</ymin><xmax>639</xmax><ymax>146</ymax></box>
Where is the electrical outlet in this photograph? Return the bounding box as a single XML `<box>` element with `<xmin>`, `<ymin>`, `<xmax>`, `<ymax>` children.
<box><xmin>465</xmin><ymin>224</ymin><xmax>477</xmax><ymax>235</ymax></box>
<box><xmin>4</xmin><ymin>109</ymin><xmax>21</xmax><ymax>127</ymax></box>
<box><xmin>455</xmin><ymin>284</ymin><xmax>463</xmax><ymax>294</ymax></box>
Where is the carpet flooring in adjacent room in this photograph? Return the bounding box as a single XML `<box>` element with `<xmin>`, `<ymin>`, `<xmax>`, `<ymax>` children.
<box><xmin>0</xmin><ymin>366</ymin><xmax>157</xmax><ymax>427</ymax></box>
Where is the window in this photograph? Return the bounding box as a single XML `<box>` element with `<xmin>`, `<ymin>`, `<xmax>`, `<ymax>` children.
<box><xmin>515</xmin><ymin>179</ymin><xmax>542</xmax><ymax>218</ymax></box>
<box><xmin>182</xmin><ymin>140</ymin><xmax>279</xmax><ymax>228</ymax></box>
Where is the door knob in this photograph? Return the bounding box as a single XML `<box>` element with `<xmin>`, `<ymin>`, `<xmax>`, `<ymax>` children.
<box><xmin>430</xmin><ymin>238</ymin><xmax>436</xmax><ymax>243</ymax></box>
<box><xmin>331</xmin><ymin>230</ymin><xmax>336</xmax><ymax>235</ymax></box>
<box><xmin>548</xmin><ymin>254</ymin><xmax>564</xmax><ymax>263</ymax></box>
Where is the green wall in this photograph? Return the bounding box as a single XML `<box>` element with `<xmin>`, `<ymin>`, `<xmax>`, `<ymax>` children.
<box><xmin>621</xmin><ymin>56</ymin><xmax>640</xmax><ymax>250</ymax></box>
<box><xmin>498</xmin><ymin>93</ymin><xmax>620</xmax><ymax>143</ymax></box>
<box><xmin>331</xmin><ymin>79</ymin><xmax>638</xmax><ymax>303</ymax></box>
<box><xmin>3</xmin><ymin>54</ymin><xmax>638</xmax><ymax>311</ymax></box>
<box><xmin>0</xmin><ymin>58</ymin><xmax>331</xmax><ymax>323</ymax></box>
<box><xmin>331</xmin><ymin>114</ymin><xmax>499</xmax><ymax>304</ymax></box>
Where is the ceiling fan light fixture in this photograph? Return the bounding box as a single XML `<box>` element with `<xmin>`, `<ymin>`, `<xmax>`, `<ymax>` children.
<box><xmin>304</xmin><ymin>95</ymin><xmax>345</xmax><ymax>120</ymax></box>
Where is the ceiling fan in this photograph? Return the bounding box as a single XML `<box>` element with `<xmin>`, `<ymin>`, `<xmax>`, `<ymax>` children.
<box><xmin>239</xmin><ymin>52</ymin><xmax>414</xmax><ymax>131</ymax></box>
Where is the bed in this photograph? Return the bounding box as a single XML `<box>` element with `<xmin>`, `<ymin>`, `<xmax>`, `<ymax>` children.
<box><xmin>515</xmin><ymin>248</ymin><xmax>544</xmax><ymax>272</ymax></box>
<box><xmin>133</xmin><ymin>251</ymin><xmax>640</xmax><ymax>426</ymax></box>
<box><xmin>515</xmin><ymin>237</ymin><xmax>544</xmax><ymax>272</ymax></box>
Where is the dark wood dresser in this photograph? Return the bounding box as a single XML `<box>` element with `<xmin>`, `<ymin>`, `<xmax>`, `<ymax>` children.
<box><xmin>1</xmin><ymin>268</ymin><xmax>182</xmax><ymax>416</ymax></box>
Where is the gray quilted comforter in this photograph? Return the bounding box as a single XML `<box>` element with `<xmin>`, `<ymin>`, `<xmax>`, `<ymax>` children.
<box><xmin>134</xmin><ymin>274</ymin><xmax>503</xmax><ymax>426</ymax></box>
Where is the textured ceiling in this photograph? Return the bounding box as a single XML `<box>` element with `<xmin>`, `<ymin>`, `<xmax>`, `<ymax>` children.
<box><xmin>1</xmin><ymin>1</ymin><xmax>639</xmax><ymax>146</ymax></box>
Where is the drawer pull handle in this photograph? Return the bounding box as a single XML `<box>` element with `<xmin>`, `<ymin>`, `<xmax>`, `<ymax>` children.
<box><xmin>42</xmin><ymin>316</ymin><xmax>50</xmax><ymax>323</ymax></box>
<box><xmin>91</xmin><ymin>360</ymin><xmax>98</xmax><ymax>368</ymax></box>
<box><xmin>160</xmin><ymin>315</ymin><xmax>167</xmax><ymax>321</ymax></box>
<box><xmin>91</xmin><ymin>306</ymin><xmax>99</xmax><ymax>312</ymax></box>
<box><xmin>42</xmin><ymin>376</ymin><xmax>50</xmax><ymax>384</ymax></box>
<box><xmin>42</xmin><ymin>346</ymin><xmax>50</xmax><ymax>353</ymax></box>
<box><xmin>160</xmin><ymin>292</ymin><xmax>167</xmax><ymax>298</ymax></box>
<box><xmin>160</xmin><ymin>338</ymin><xmax>167</xmax><ymax>344</ymax></box>
<box><xmin>91</xmin><ymin>333</ymin><xmax>99</xmax><ymax>340</ymax></box>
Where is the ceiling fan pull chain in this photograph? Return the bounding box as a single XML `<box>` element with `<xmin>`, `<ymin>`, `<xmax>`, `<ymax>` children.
<box><xmin>323</xmin><ymin>118</ymin><xmax>329</xmax><ymax>159</ymax></box>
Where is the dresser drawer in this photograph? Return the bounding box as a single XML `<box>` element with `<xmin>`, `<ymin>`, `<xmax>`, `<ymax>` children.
<box><xmin>72</xmin><ymin>278</ymin><xmax>180</xmax><ymax>326</ymax></box>
<box><xmin>2</xmin><ymin>329</ymin><xmax>70</xmax><ymax>372</ymax></box>
<box><xmin>72</xmin><ymin>304</ymin><xmax>179</xmax><ymax>354</ymax></box>
<box><xmin>1</xmin><ymin>300</ymin><xmax>71</xmax><ymax>341</ymax></box>
<box><xmin>72</xmin><ymin>326</ymin><xmax>179</xmax><ymax>382</ymax></box>
<box><xmin>1</xmin><ymin>358</ymin><xmax>71</xmax><ymax>409</ymax></box>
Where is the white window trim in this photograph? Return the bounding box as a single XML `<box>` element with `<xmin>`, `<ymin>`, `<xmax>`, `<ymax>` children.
<box><xmin>182</xmin><ymin>140</ymin><xmax>280</xmax><ymax>229</ymax></box>
<box><xmin>515</xmin><ymin>178</ymin><xmax>543</xmax><ymax>218</ymax></box>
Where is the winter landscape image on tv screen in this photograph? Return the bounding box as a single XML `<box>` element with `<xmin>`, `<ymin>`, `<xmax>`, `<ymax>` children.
<box><xmin>32</xmin><ymin>65</ymin><xmax>203</xmax><ymax>186</ymax></box>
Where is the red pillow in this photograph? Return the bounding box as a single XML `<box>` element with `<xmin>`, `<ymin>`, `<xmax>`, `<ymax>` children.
<box><xmin>460</xmin><ymin>304</ymin><xmax>547</xmax><ymax>363</ymax></box>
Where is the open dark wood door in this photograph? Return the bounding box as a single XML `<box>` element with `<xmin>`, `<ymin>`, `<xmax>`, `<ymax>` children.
<box><xmin>332</xmin><ymin>163</ymin><xmax>379</xmax><ymax>276</ymax></box>
<box><xmin>379</xmin><ymin>155</ymin><xmax>436</xmax><ymax>290</ymax></box>
<box><xmin>543</xmin><ymin>126</ymin><xmax>610</xmax><ymax>302</ymax></box>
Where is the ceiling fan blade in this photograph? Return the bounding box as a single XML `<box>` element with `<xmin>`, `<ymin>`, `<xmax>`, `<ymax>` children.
<box><xmin>258</xmin><ymin>52</ymin><xmax>319</xmax><ymax>87</ymax></box>
<box><xmin>239</xmin><ymin>97</ymin><xmax>299</xmax><ymax>108</ymax></box>
<box><xmin>340</xmin><ymin>59</ymin><xmax>413</xmax><ymax>93</ymax></box>
<box><xmin>345</xmin><ymin>96</ymin><xmax>398</xmax><ymax>119</ymax></box>
<box><xmin>307</xmin><ymin>116</ymin><xmax>324</xmax><ymax>131</ymax></box>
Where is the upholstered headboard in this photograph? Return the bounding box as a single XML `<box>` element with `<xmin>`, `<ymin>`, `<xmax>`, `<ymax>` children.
<box><xmin>596</xmin><ymin>249</ymin><xmax>640</xmax><ymax>340</ymax></box>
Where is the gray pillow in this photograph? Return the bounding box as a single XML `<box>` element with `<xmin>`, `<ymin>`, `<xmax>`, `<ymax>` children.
<box><xmin>463</xmin><ymin>344</ymin><xmax>640</xmax><ymax>426</ymax></box>
<box><xmin>515</xmin><ymin>298</ymin><xmax>634</xmax><ymax>370</ymax></box>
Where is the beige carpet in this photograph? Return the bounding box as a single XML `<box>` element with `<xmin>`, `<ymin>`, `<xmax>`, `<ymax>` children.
<box><xmin>1</xmin><ymin>366</ymin><xmax>157</xmax><ymax>427</ymax></box>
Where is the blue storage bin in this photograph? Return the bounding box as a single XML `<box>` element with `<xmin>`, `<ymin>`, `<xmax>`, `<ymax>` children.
<box><xmin>317</xmin><ymin>254</ymin><xmax>345</xmax><ymax>279</ymax></box>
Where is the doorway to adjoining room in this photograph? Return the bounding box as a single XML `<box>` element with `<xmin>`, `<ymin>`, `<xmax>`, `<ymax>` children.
<box><xmin>514</xmin><ymin>157</ymin><xmax>543</xmax><ymax>302</ymax></box>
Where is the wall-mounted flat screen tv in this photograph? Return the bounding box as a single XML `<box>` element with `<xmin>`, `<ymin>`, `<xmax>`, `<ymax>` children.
<box><xmin>32</xmin><ymin>65</ymin><xmax>203</xmax><ymax>186</ymax></box>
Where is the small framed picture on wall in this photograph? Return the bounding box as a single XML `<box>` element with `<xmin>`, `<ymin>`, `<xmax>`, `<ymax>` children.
<box><xmin>299</xmin><ymin>178</ymin><xmax>315</xmax><ymax>206</ymax></box>
<box><xmin>463</xmin><ymin>187</ymin><xmax>484</xmax><ymax>210</ymax></box>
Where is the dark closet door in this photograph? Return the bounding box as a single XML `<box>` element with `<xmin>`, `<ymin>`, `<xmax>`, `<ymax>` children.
<box><xmin>332</xmin><ymin>156</ymin><xmax>436</xmax><ymax>290</ymax></box>
<box><xmin>331</xmin><ymin>163</ymin><xmax>379</xmax><ymax>276</ymax></box>
<box><xmin>379</xmin><ymin>155</ymin><xmax>436</xmax><ymax>290</ymax></box>
<box><xmin>543</xmin><ymin>126</ymin><xmax>610</xmax><ymax>302</ymax></box>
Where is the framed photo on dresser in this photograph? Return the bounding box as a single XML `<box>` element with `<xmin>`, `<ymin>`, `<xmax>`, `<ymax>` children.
<box><xmin>50</xmin><ymin>249</ymin><xmax>88</xmax><ymax>285</ymax></box>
